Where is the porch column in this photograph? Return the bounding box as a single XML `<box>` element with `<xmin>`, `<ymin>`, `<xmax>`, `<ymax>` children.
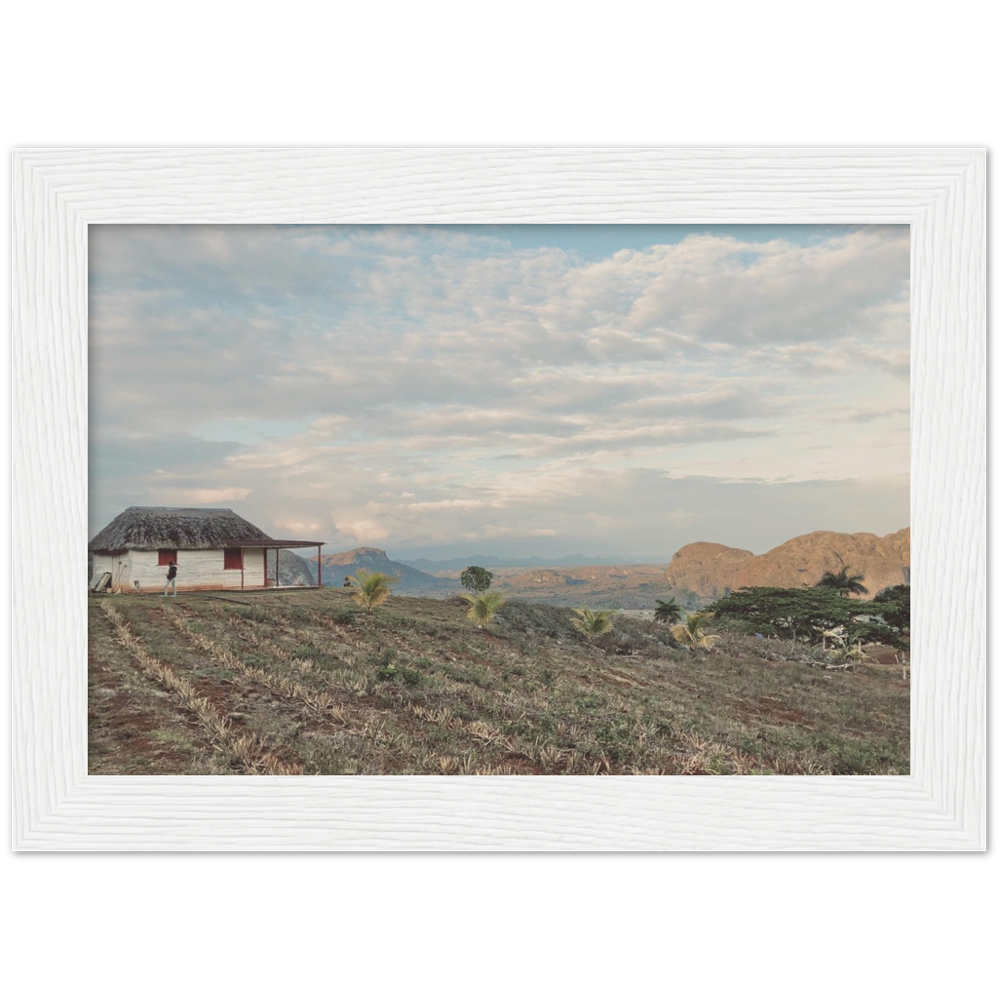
<box><xmin>317</xmin><ymin>545</ymin><xmax>322</xmax><ymax>588</ymax></box>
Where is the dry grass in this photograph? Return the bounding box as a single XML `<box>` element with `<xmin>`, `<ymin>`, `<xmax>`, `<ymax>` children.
<box><xmin>103</xmin><ymin>606</ymin><xmax>302</xmax><ymax>774</ymax></box>
<box><xmin>89</xmin><ymin>589</ymin><xmax>910</xmax><ymax>776</ymax></box>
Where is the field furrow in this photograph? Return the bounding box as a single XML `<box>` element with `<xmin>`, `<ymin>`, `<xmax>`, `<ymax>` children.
<box><xmin>102</xmin><ymin>606</ymin><xmax>303</xmax><ymax>774</ymax></box>
<box><xmin>89</xmin><ymin>591</ymin><xmax>910</xmax><ymax>776</ymax></box>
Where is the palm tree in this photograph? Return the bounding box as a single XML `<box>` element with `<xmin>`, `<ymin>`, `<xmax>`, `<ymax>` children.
<box><xmin>669</xmin><ymin>611</ymin><xmax>721</xmax><ymax>652</ymax></box>
<box><xmin>348</xmin><ymin>569</ymin><xmax>398</xmax><ymax>612</ymax></box>
<box><xmin>814</xmin><ymin>566</ymin><xmax>869</xmax><ymax>597</ymax></box>
<box><xmin>460</xmin><ymin>591</ymin><xmax>506</xmax><ymax>630</ymax></box>
<box><xmin>653</xmin><ymin>598</ymin><xmax>683</xmax><ymax>625</ymax></box>
<box><xmin>820</xmin><ymin>626</ymin><xmax>846</xmax><ymax>651</ymax></box>
<box><xmin>571</xmin><ymin>607</ymin><xmax>615</xmax><ymax>642</ymax></box>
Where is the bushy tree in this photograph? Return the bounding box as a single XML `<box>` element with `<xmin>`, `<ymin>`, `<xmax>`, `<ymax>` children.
<box><xmin>571</xmin><ymin>607</ymin><xmax>615</xmax><ymax>642</ymax></box>
<box><xmin>460</xmin><ymin>565</ymin><xmax>494</xmax><ymax>594</ymax></box>
<box><xmin>348</xmin><ymin>570</ymin><xmax>398</xmax><ymax>613</ymax></box>
<box><xmin>460</xmin><ymin>591</ymin><xmax>506</xmax><ymax>630</ymax></box>
<box><xmin>708</xmin><ymin>587</ymin><xmax>852</xmax><ymax>642</ymax></box>
<box><xmin>874</xmin><ymin>584</ymin><xmax>910</xmax><ymax>635</ymax></box>
<box><xmin>845</xmin><ymin>613</ymin><xmax>902</xmax><ymax>648</ymax></box>
<box><xmin>707</xmin><ymin>586</ymin><xmax>907</xmax><ymax>648</ymax></box>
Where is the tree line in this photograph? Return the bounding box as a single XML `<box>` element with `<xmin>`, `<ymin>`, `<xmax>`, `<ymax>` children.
<box><xmin>705</xmin><ymin>583</ymin><xmax>910</xmax><ymax>648</ymax></box>
<box><xmin>343</xmin><ymin>561</ymin><xmax>910</xmax><ymax>654</ymax></box>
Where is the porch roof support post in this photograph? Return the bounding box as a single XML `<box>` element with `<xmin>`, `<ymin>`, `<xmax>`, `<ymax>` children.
<box><xmin>317</xmin><ymin>545</ymin><xmax>322</xmax><ymax>589</ymax></box>
<box><xmin>241</xmin><ymin>547</ymin><xmax>245</xmax><ymax>591</ymax></box>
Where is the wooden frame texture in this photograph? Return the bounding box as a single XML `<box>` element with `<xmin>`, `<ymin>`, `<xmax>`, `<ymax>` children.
<box><xmin>11</xmin><ymin>148</ymin><xmax>986</xmax><ymax>851</ymax></box>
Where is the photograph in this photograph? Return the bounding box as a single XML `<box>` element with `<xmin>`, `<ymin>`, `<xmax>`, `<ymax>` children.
<box><xmin>87</xmin><ymin>222</ymin><xmax>911</xmax><ymax>777</ymax></box>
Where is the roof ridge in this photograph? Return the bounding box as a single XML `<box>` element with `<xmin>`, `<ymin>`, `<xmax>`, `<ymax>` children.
<box><xmin>124</xmin><ymin>505</ymin><xmax>236</xmax><ymax>512</ymax></box>
<box><xmin>91</xmin><ymin>506</ymin><xmax>275</xmax><ymax>551</ymax></box>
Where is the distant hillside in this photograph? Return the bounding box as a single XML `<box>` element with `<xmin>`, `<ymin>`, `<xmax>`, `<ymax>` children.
<box><xmin>663</xmin><ymin>528</ymin><xmax>910</xmax><ymax>602</ymax></box>
<box><xmin>315</xmin><ymin>547</ymin><xmax>455</xmax><ymax>594</ymax></box>
<box><xmin>489</xmin><ymin>563</ymin><xmax>689</xmax><ymax>610</ymax></box>
<box><xmin>440</xmin><ymin>528</ymin><xmax>910</xmax><ymax>608</ymax></box>
<box><xmin>402</xmin><ymin>553</ymin><xmax>639</xmax><ymax>572</ymax></box>
<box><xmin>267</xmin><ymin>550</ymin><xmax>315</xmax><ymax>587</ymax></box>
<box><xmin>312</xmin><ymin>529</ymin><xmax>910</xmax><ymax>608</ymax></box>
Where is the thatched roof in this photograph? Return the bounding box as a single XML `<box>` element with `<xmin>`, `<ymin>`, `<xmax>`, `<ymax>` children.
<box><xmin>89</xmin><ymin>507</ymin><xmax>275</xmax><ymax>552</ymax></box>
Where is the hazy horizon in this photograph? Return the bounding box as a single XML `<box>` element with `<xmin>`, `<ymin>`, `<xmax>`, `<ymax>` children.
<box><xmin>89</xmin><ymin>224</ymin><xmax>909</xmax><ymax>561</ymax></box>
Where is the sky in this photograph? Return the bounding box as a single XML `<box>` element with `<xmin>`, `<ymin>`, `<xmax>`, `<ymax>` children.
<box><xmin>88</xmin><ymin>224</ymin><xmax>910</xmax><ymax>562</ymax></box>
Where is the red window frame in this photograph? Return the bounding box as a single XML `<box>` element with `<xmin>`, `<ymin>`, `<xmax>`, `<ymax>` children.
<box><xmin>158</xmin><ymin>549</ymin><xmax>178</xmax><ymax>566</ymax></box>
<box><xmin>224</xmin><ymin>547</ymin><xmax>243</xmax><ymax>570</ymax></box>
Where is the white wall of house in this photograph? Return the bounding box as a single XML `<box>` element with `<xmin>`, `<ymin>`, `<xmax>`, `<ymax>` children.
<box><xmin>91</xmin><ymin>552</ymin><xmax>131</xmax><ymax>589</ymax></box>
<box><xmin>96</xmin><ymin>548</ymin><xmax>268</xmax><ymax>592</ymax></box>
<box><xmin>244</xmin><ymin>548</ymin><xmax>266</xmax><ymax>587</ymax></box>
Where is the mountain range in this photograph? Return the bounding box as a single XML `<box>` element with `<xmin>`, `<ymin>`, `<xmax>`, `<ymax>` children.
<box><xmin>311</xmin><ymin>529</ymin><xmax>910</xmax><ymax>608</ymax></box>
<box><xmin>313</xmin><ymin>546</ymin><xmax>453</xmax><ymax>592</ymax></box>
<box><xmin>267</xmin><ymin>549</ymin><xmax>316</xmax><ymax>587</ymax></box>
<box><xmin>401</xmin><ymin>553</ymin><xmax>640</xmax><ymax>571</ymax></box>
<box><xmin>661</xmin><ymin>528</ymin><xmax>910</xmax><ymax>602</ymax></box>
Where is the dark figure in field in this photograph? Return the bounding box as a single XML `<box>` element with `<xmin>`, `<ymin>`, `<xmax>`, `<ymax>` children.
<box><xmin>164</xmin><ymin>561</ymin><xmax>178</xmax><ymax>597</ymax></box>
<box><xmin>343</xmin><ymin>576</ymin><xmax>353</xmax><ymax>587</ymax></box>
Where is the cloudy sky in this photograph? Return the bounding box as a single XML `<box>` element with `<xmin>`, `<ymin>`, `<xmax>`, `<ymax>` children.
<box><xmin>89</xmin><ymin>224</ymin><xmax>909</xmax><ymax>562</ymax></box>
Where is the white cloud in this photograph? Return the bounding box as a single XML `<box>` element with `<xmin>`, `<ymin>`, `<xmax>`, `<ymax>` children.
<box><xmin>334</xmin><ymin>518</ymin><xmax>388</xmax><ymax>542</ymax></box>
<box><xmin>154</xmin><ymin>487</ymin><xmax>253</xmax><ymax>504</ymax></box>
<box><xmin>89</xmin><ymin>224</ymin><xmax>909</xmax><ymax>556</ymax></box>
<box><xmin>402</xmin><ymin>499</ymin><xmax>502</xmax><ymax>511</ymax></box>
<box><xmin>272</xmin><ymin>518</ymin><xmax>323</xmax><ymax>535</ymax></box>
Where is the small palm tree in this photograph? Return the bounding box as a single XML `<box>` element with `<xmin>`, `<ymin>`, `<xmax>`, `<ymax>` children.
<box><xmin>820</xmin><ymin>626</ymin><xmax>847</xmax><ymax>651</ymax></box>
<box><xmin>348</xmin><ymin>569</ymin><xmax>398</xmax><ymax>612</ymax></box>
<box><xmin>815</xmin><ymin>567</ymin><xmax>869</xmax><ymax>597</ymax></box>
<box><xmin>460</xmin><ymin>591</ymin><xmax>506</xmax><ymax>630</ymax></box>
<box><xmin>653</xmin><ymin>598</ymin><xmax>683</xmax><ymax>625</ymax></box>
<box><xmin>669</xmin><ymin>611</ymin><xmax>721</xmax><ymax>652</ymax></box>
<box><xmin>571</xmin><ymin>607</ymin><xmax>615</xmax><ymax>642</ymax></box>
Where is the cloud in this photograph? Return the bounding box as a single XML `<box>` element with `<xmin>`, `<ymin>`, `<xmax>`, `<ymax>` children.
<box><xmin>271</xmin><ymin>518</ymin><xmax>324</xmax><ymax>535</ymax></box>
<box><xmin>400</xmin><ymin>499</ymin><xmax>501</xmax><ymax>511</ymax></box>
<box><xmin>155</xmin><ymin>488</ymin><xmax>253</xmax><ymax>505</ymax></box>
<box><xmin>334</xmin><ymin>518</ymin><xmax>388</xmax><ymax>542</ymax></box>
<box><xmin>89</xmin><ymin>224</ymin><xmax>909</xmax><ymax>556</ymax></box>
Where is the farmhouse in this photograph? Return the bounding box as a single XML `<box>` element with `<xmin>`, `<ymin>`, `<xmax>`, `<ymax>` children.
<box><xmin>89</xmin><ymin>506</ymin><xmax>325</xmax><ymax>593</ymax></box>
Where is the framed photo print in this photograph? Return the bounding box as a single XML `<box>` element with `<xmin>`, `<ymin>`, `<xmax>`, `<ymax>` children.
<box><xmin>11</xmin><ymin>148</ymin><xmax>986</xmax><ymax>850</ymax></box>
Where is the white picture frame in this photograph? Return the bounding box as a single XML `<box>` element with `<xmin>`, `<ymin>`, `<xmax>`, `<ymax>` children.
<box><xmin>11</xmin><ymin>147</ymin><xmax>986</xmax><ymax>851</ymax></box>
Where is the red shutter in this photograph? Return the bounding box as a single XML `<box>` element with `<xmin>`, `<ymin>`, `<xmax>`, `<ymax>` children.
<box><xmin>224</xmin><ymin>548</ymin><xmax>243</xmax><ymax>570</ymax></box>
<box><xmin>158</xmin><ymin>549</ymin><xmax>177</xmax><ymax>566</ymax></box>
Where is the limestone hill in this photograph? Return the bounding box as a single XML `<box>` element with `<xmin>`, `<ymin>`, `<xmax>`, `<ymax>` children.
<box><xmin>663</xmin><ymin>528</ymin><xmax>910</xmax><ymax>602</ymax></box>
<box><xmin>315</xmin><ymin>547</ymin><xmax>453</xmax><ymax>592</ymax></box>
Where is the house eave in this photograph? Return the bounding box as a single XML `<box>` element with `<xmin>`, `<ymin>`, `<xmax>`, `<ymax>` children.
<box><xmin>89</xmin><ymin>539</ymin><xmax>325</xmax><ymax>552</ymax></box>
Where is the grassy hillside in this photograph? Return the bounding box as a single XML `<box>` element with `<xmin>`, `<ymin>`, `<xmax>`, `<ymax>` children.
<box><xmin>413</xmin><ymin>562</ymin><xmax>698</xmax><ymax>609</ymax></box>
<box><xmin>88</xmin><ymin>589</ymin><xmax>909</xmax><ymax>776</ymax></box>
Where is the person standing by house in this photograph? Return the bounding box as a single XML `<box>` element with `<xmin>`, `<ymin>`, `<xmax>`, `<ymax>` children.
<box><xmin>164</xmin><ymin>560</ymin><xmax>178</xmax><ymax>597</ymax></box>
